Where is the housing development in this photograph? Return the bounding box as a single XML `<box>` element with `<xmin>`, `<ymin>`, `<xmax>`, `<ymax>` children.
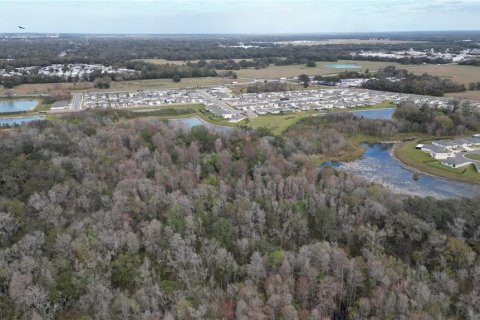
<box><xmin>75</xmin><ymin>87</ymin><xmax>480</xmax><ymax>123</ymax></box>
<box><xmin>419</xmin><ymin>136</ymin><xmax>480</xmax><ymax>171</ymax></box>
<box><xmin>0</xmin><ymin>63</ymin><xmax>138</xmax><ymax>80</ymax></box>
<box><xmin>354</xmin><ymin>48</ymin><xmax>480</xmax><ymax>62</ymax></box>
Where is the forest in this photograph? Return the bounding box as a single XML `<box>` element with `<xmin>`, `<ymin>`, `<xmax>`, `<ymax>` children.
<box><xmin>362</xmin><ymin>66</ymin><xmax>466</xmax><ymax>96</ymax></box>
<box><xmin>459</xmin><ymin>59</ymin><xmax>480</xmax><ymax>66</ymax></box>
<box><xmin>1</xmin><ymin>34</ymin><xmax>476</xmax><ymax>69</ymax></box>
<box><xmin>1</xmin><ymin>106</ymin><xmax>480</xmax><ymax>319</ymax></box>
<box><xmin>288</xmin><ymin>101</ymin><xmax>480</xmax><ymax>143</ymax></box>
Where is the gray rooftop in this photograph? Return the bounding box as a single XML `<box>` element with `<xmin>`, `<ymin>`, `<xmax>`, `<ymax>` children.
<box><xmin>422</xmin><ymin>144</ymin><xmax>449</xmax><ymax>153</ymax></box>
<box><xmin>432</xmin><ymin>140</ymin><xmax>459</xmax><ymax>147</ymax></box>
<box><xmin>441</xmin><ymin>157</ymin><xmax>472</xmax><ymax>166</ymax></box>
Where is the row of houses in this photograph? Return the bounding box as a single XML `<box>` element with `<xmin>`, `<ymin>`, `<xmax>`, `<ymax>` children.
<box><xmin>225</xmin><ymin>88</ymin><xmax>388</xmax><ymax>114</ymax></box>
<box><xmin>82</xmin><ymin>90</ymin><xmax>203</xmax><ymax>109</ymax></box>
<box><xmin>354</xmin><ymin>48</ymin><xmax>480</xmax><ymax>62</ymax></box>
<box><xmin>418</xmin><ymin>135</ymin><xmax>480</xmax><ymax>170</ymax></box>
<box><xmin>0</xmin><ymin>63</ymin><xmax>137</xmax><ymax>79</ymax></box>
<box><xmin>201</xmin><ymin>89</ymin><xmax>247</xmax><ymax>123</ymax></box>
<box><xmin>78</xmin><ymin>86</ymin><xmax>480</xmax><ymax>124</ymax></box>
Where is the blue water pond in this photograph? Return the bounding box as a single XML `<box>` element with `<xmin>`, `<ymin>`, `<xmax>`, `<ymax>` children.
<box><xmin>0</xmin><ymin>99</ymin><xmax>38</xmax><ymax>113</ymax></box>
<box><xmin>322</xmin><ymin>143</ymin><xmax>480</xmax><ymax>199</ymax></box>
<box><xmin>350</xmin><ymin>108</ymin><xmax>395</xmax><ymax>120</ymax></box>
<box><xmin>0</xmin><ymin>115</ymin><xmax>44</xmax><ymax>126</ymax></box>
<box><xmin>324</xmin><ymin>64</ymin><xmax>362</xmax><ymax>69</ymax></box>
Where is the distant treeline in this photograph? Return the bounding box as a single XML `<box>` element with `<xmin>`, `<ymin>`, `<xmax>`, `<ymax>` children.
<box><xmin>245</xmin><ymin>82</ymin><xmax>290</xmax><ymax>93</ymax></box>
<box><xmin>1</xmin><ymin>36</ymin><xmax>475</xmax><ymax>68</ymax></box>
<box><xmin>0</xmin><ymin>61</ymin><xmax>220</xmax><ymax>89</ymax></box>
<box><xmin>459</xmin><ymin>59</ymin><xmax>480</xmax><ymax>66</ymax></box>
<box><xmin>313</xmin><ymin>70</ymin><xmax>373</xmax><ymax>84</ymax></box>
<box><xmin>362</xmin><ymin>66</ymin><xmax>466</xmax><ymax>96</ymax></box>
<box><xmin>343</xmin><ymin>54</ymin><xmax>452</xmax><ymax>65</ymax></box>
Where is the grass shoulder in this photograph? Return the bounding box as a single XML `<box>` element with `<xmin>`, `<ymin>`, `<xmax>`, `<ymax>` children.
<box><xmin>34</xmin><ymin>104</ymin><xmax>51</xmax><ymax>112</ymax></box>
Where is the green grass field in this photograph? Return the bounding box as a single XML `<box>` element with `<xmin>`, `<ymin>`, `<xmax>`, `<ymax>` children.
<box><xmin>120</xmin><ymin>104</ymin><xmax>232</xmax><ymax>125</ymax></box>
<box><xmin>465</xmin><ymin>153</ymin><xmax>480</xmax><ymax>161</ymax></box>
<box><xmin>232</xmin><ymin>60</ymin><xmax>402</xmax><ymax>79</ymax></box>
<box><xmin>0</xmin><ymin>77</ymin><xmax>241</xmax><ymax>96</ymax></box>
<box><xmin>244</xmin><ymin>110</ymin><xmax>318</xmax><ymax>135</ymax></box>
<box><xmin>403</xmin><ymin>64</ymin><xmax>480</xmax><ymax>86</ymax></box>
<box><xmin>34</xmin><ymin>104</ymin><xmax>51</xmax><ymax>112</ymax></box>
<box><xmin>395</xmin><ymin>140</ymin><xmax>480</xmax><ymax>184</ymax></box>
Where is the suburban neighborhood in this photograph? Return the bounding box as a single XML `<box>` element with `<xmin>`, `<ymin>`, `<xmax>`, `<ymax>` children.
<box><xmin>75</xmin><ymin>86</ymin><xmax>480</xmax><ymax>123</ymax></box>
<box><xmin>0</xmin><ymin>63</ymin><xmax>138</xmax><ymax>80</ymax></box>
<box><xmin>419</xmin><ymin>135</ymin><xmax>480</xmax><ymax>171</ymax></box>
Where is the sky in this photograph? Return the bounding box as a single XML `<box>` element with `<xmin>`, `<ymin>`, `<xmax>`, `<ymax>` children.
<box><xmin>1</xmin><ymin>0</ymin><xmax>480</xmax><ymax>34</ymax></box>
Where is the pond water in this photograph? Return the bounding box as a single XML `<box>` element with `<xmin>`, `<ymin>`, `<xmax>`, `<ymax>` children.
<box><xmin>0</xmin><ymin>115</ymin><xmax>44</xmax><ymax>126</ymax></box>
<box><xmin>324</xmin><ymin>143</ymin><xmax>480</xmax><ymax>199</ymax></box>
<box><xmin>324</xmin><ymin>63</ymin><xmax>362</xmax><ymax>69</ymax></box>
<box><xmin>169</xmin><ymin>117</ymin><xmax>233</xmax><ymax>133</ymax></box>
<box><xmin>350</xmin><ymin>108</ymin><xmax>395</xmax><ymax>120</ymax></box>
<box><xmin>0</xmin><ymin>99</ymin><xmax>38</xmax><ymax>113</ymax></box>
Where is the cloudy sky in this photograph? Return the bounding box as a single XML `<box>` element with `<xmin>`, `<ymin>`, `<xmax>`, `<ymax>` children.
<box><xmin>1</xmin><ymin>0</ymin><xmax>479</xmax><ymax>34</ymax></box>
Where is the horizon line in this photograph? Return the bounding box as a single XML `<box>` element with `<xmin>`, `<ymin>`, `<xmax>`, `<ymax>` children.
<box><xmin>2</xmin><ymin>30</ymin><xmax>480</xmax><ymax>36</ymax></box>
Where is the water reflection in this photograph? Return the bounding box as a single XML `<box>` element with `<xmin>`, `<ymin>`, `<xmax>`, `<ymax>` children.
<box><xmin>0</xmin><ymin>115</ymin><xmax>44</xmax><ymax>126</ymax></box>
<box><xmin>350</xmin><ymin>108</ymin><xmax>395</xmax><ymax>120</ymax></box>
<box><xmin>169</xmin><ymin>117</ymin><xmax>234</xmax><ymax>133</ymax></box>
<box><xmin>0</xmin><ymin>100</ymin><xmax>38</xmax><ymax>113</ymax></box>
<box><xmin>323</xmin><ymin>143</ymin><xmax>480</xmax><ymax>199</ymax></box>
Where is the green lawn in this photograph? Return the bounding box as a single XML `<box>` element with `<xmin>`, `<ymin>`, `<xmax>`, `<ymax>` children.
<box><xmin>465</xmin><ymin>153</ymin><xmax>480</xmax><ymax>161</ymax></box>
<box><xmin>34</xmin><ymin>104</ymin><xmax>51</xmax><ymax>112</ymax></box>
<box><xmin>243</xmin><ymin>110</ymin><xmax>318</xmax><ymax>135</ymax></box>
<box><xmin>326</xmin><ymin>101</ymin><xmax>396</xmax><ymax>114</ymax></box>
<box><xmin>395</xmin><ymin>140</ymin><xmax>480</xmax><ymax>184</ymax></box>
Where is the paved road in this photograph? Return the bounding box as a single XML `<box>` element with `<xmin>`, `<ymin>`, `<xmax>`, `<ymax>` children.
<box><xmin>70</xmin><ymin>93</ymin><xmax>82</xmax><ymax>110</ymax></box>
<box><xmin>198</xmin><ymin>91</ymin><xmax>235</xmax><ymax>111</ymax></box>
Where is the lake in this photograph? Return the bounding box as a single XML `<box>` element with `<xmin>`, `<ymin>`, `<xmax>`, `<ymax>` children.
<box><xmin>325</xmin><ymin>143</ymin><xmax>480</xmax><ymax>199</ymax></box>
<box><xmin>324</xmin><ymin>63</ymin><xmax>362</xmax><ymax>69</ymax></box>
<box><xmin>169</xmin><ymin>117</ymin><xmax>233</xmax><ymax>133</ymax></box>
<box><xmin>0</xmin><ymin>115</ymin><xmax>44</xmax><ymax>126</ymax></box>
<box><xmin>0</xmin><ymin>99</ymin><xmax>38</xmax><ymax>113</ymax></box>
<box><xmin>350</xmin><ymin>108</ymin><xmax>395</xmax><ymax>120</ymax></box>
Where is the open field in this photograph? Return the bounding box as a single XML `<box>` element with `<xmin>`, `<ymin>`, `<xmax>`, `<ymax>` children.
<box><xmin>403</xmin><ymin>64</ymin><xmax>480</xmax><ymax>86</ymax></box>
<box><xmin>0</xmin><ymin>77</ymin><xmax>240</xmax><ymax>96</ymax></box>
<box><xmin>115</xmin><ymin>104</ymin><xmax>234</xmax><ymax>126</ymax></box>
<box><xmin>243</xmin><ymin>110</ymin><xmax>318</xmax><ymax>135</ymax></box>
<box><xmin>133</xmin><ymin>59</ymin><xmax>187</xmax><ymax>65</ymax></box>
<box><xmin>446</xmin><ymin>90</ymin><xmax>480</xmax><ymax>101</ymax></box>
<box><xmin>394</xmin><ymin>140</ymin><xmax>480</xmax><ymax>184</ymax></box>
<box><xmin>233</xmin><ymin>60</ymin><xmax>402</xmax><ymax>79</ymax></box>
